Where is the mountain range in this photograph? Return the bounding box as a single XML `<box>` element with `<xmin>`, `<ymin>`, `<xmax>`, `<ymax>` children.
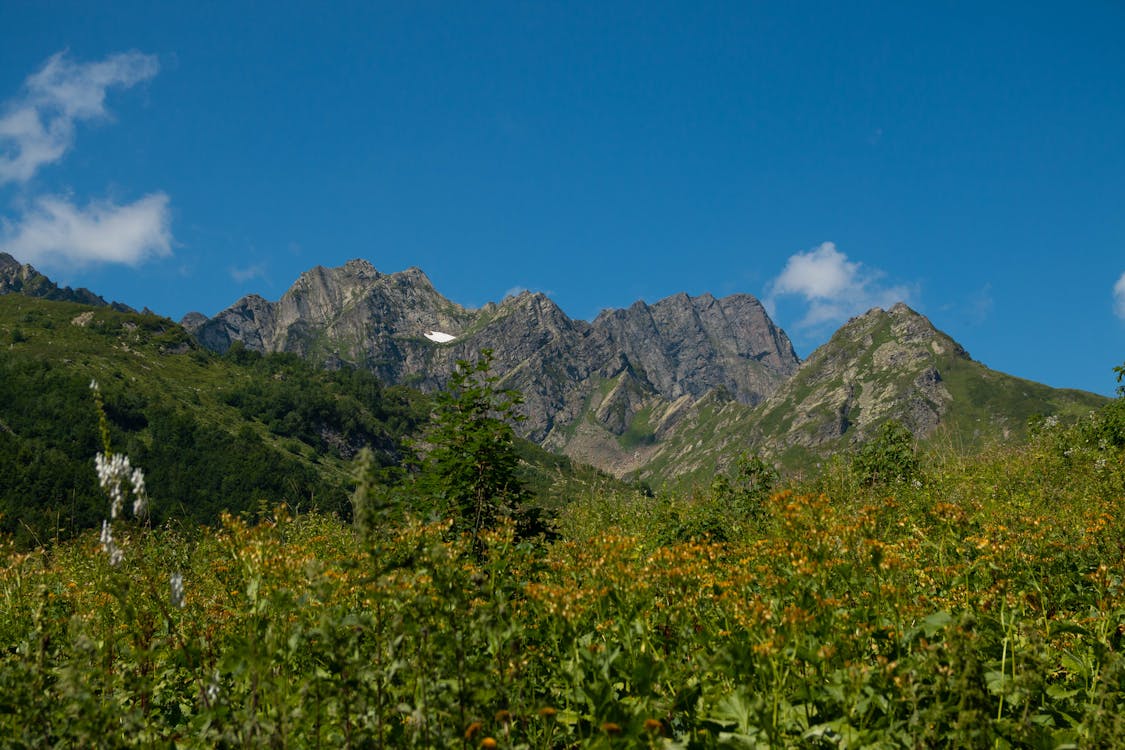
<box><xmin>171</xmin><ymin>257</ymin><xmax>1105</xmax><ymax>485</ymax></box>
<box><xmin>0</xmin><ymin>251</ymin><xmax>1107</xmax><ymax>486</ymax></box>
<box><xmin>3</xmin><ymin>249</ymin><xmax>1108</xmax><ymax>547</ymax></box>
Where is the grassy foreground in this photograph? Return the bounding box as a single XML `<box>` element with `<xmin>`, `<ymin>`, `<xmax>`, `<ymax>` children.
<box><xmin>2</xmin><ymin>419</ymin><xmax>1124</xmax><ymax>748</ymax></box>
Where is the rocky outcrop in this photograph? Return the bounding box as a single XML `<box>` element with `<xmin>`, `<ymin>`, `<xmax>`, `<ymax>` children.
<box><xmin>592</xmin><ymin>292</ymin><xmax>799</xmax><ymax>406</ymax></box>
<box><xmin>0</xmin><ymin>252</ymin><xmax>115</xmax><ymax>307</ymax></box>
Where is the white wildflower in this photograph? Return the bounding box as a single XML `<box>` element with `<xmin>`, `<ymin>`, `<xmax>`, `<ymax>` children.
<box><xmin>205</xmin><ymin>670</ymin><xmax>221</xmax><ymax>703</ymax></box>
<box><xmin>170</xmin><ymin>572</ymin><xmax>184</xmax><ymax>609</ymax></box>
<box><xmin>95</xmin><ymin>452</ymin><xmax>148</xmax><ymax>519</ymax></box>
<box><xmin>1044</xmin><ymin>415</ymin><xmax>1059</xmax><ymax>429</ymax></box>
<box><xmin>95</xmin><ymin>452</ymin><xmax>132</xmax><ymax>519</ymax></box>
<box><xmin>89</xmin><ymin>378</ymin><xmax>99</xmax><ymax>392</ymax></box>
<box><xmin>100</xmin><ymin>519</ymin><xmax>123</xmax><ymax>566</ymax></box>
<box><xmin>131</xmin><ymin>467</ymin><xmax>147</xmax><ymax>516</ymax></box>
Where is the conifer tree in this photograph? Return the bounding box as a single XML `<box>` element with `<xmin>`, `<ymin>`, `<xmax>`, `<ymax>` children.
<box><xmin>418</xmin><ymin>350</ymin><xmax>527</xmax><ymax>547</ymax></box>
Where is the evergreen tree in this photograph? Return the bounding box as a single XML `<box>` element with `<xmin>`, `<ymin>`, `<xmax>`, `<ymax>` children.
<box><xmin>417</xmin><ymin>350</ymin><xmax>527</xmax><ymax>547</ymax></box>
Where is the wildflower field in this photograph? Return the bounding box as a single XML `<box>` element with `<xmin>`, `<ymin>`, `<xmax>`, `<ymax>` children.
<box><xmin>2</xmin><ymin>407</ymin><xmax>1124</xmax><ymax>749</ymax></box>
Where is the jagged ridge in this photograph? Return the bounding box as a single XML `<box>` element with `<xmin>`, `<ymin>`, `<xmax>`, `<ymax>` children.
<box><xmin>183</xmin><ymin>259</ymin><xmax>802</xmax><ymax>458</ymax></box>
<box><xmin>0</xmin><ymin>252</ymin><xmax>114</xmax><ymax>308</ymax></box>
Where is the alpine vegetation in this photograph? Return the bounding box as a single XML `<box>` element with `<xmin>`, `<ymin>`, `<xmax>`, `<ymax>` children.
<box><xmin>1</xmin><ymin>361</ymin><xmax>1124</xmax><ymax>747</ymax></box>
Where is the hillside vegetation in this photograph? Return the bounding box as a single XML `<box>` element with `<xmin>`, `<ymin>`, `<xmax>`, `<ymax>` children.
<box><xmin>0</xmin><ymin>296</ymin><xmax>626</xmax><ymax>548</ymax></box>
<box><xmin>2</xmin><ymin>360</ymin><xmax>1124</xmax><ymax>746</ymax></box>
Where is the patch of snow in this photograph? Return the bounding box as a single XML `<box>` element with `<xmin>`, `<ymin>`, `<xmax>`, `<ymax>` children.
<box><xmin>424</xmin><ymin>330</ymin><xmax>456</xmax><ymax>343</ymax></box>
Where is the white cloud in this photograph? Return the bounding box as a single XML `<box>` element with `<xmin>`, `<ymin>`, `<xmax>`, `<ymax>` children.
<box><xmin>0</xmin><ymin>50</ymin><xmax>159</xmax><ymax>184</ymax></box>
<box><xmin>230</xmin><ymin>263</ymin><xmax>267</xmax><ymax>283</ymax></box>
<box><xmin>1</xmin><ymin>192</ymin><xmax>172</xmax><ymax>267</ymax></box>
<box><xmin>503</xmin><ymin>285</ymin><xmax>554</xmax><ymax>300</ymax></box>
<box><xmin>765</xmin><ymin>242</ymin><xmax>913</xmax><ymax>329</ymax></box>
<box><xmin>1114</xmin><ymin>271</ymin><xmax>1125</xmax><ymax>319</ymax></box>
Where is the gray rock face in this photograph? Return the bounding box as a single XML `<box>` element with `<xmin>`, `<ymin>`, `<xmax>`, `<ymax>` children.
<box><xmin>592</xmin><ymin>292</ymin><xmax>799</xmax><ymax>406</ymax></box>
<box><xmin>185</xmin><ymin>259</ymin><xmax>802</xmax><ymax>452</ymax></box>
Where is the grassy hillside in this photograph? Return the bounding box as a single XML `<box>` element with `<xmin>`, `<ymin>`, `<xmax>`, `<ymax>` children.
<box><xmin>0</xmin><ymin>295</ymin><xmax>433</xmax><ymax>546</ymax></box>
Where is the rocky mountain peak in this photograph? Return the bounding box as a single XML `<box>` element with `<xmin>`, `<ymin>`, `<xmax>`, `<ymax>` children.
<box><xmin>341</xmin><ymin>258</ymin><xmax>381</xmax><ymax>278</ymax></box>
<box><xmin>836</xmin><ymin>303</ymin><xmax>970</xmax><ymax>361</ymax></box>
<box><xmin>393</xmin><ymin>265</ymin><xmax>431</xmax><ymax>283</ymax></box>
<box><xmin>0</xmin><ymin>252</ymin><xmax>19</xmax><ymax>274</ymax></box>
<box><xmin>497</xmin><ymin>290</ymin><xmax>569</xmax><ymax>320</ymax></box>
<box><xmin>592</xmin><ymin>290</ymin><xmax>800</xmax><ymax>405</ymax></box>
<box><xmin>749</xmin><ymin>303</ymin><xmax>976</xmax><ymax>454</ymax></box>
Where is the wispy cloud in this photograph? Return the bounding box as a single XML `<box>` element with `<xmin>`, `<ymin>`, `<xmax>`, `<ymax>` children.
<box><xmin>1</xmin><ymin>193</ymin><xmax>172</xmax><ymax>267</ymax></box>
<box><xmin>1114</xmin><ymin>271</ymin><xmax>1125</xmax><ymax>320</ymax></box>
<box><xmin>503</xmin><ymin>285</ymin><xmax>555</xmax><ymax>301</ymax></box>
<box><xmin>764</xmin><ymin>242</ymin><xmax>914</xmax><ymax>329</ymax></box>
<box><xmin>967</xmin><ymin>283</ymin><xmax>994</xmax><ymax>325</ymax></box>
<box><xmin>230</xmin><ymin>263</ymin><xmax>267</xmax><ymax>283</ymax></box>
<box><xmin>0</xmin><ymin>51</ymin><xmax>159</xmax><ymax>185</ymax></box>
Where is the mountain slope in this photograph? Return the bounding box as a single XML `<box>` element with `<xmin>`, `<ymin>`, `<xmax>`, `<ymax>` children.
<box><xmin>637</xmin><ymin>303</ymin><xmax>1108</xmax><ymax>486</ymax></box>
<box><xmin>750</xmin><ymin>303</ymin><xmax>1105</xmax><ymax>460</ymax></box>
<box><xmin>0</xmin><ymin>294</ymin><xmax>430</xmax><ymax>546</ymax></box>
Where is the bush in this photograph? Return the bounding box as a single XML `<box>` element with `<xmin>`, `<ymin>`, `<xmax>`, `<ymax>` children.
<box><xmin>852</xmin><ymin>420</ymin><xmax>920</xmax><ymax>486</ymax></box>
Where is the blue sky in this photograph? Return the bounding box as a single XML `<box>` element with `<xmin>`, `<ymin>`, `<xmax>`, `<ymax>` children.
<box><xmin>1</xmin><ymin>2</ymin><xmax>1123</xmax><ymax>395</ymax></box>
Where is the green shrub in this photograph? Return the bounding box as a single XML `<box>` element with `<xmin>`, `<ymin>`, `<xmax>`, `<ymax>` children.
<box><xmin>852</xmin><ymin>419</ymin><xmax>920</xmax><ymax>485</ymax></box>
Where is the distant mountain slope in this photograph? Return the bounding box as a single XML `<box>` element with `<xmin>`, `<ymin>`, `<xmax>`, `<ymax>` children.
<box><xmin>749</xmin><ymin>303</ymin><xmax>1105</xmax><ymax>461</ymax></box>
<box><xmin>590</xmin><ymin>292</ymin><xmax>799</xmax><ymax>405</ymax></box>
<box><xmin>0</xmin><ymin>251</ymin><xmax>115</xmax><ymax>307</ymax></box>
<box><xmin>185</xmin><ymin>259</ymin><xmax>801</xmax><ymax>452</ymax></box>
<box><xmin>634</xmin><ymin>303</ymin><xmax>1108</xmax><ymax>486</ymax></box>
<box><xmin>186</xmin><ymin>261</ymin><xmax>477</xmax><ymax>374</ymax></box>
<box><xmin>0</xmin><ymin>295</ymin><xmax>426</xmax><ymax>546</ymax></box>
